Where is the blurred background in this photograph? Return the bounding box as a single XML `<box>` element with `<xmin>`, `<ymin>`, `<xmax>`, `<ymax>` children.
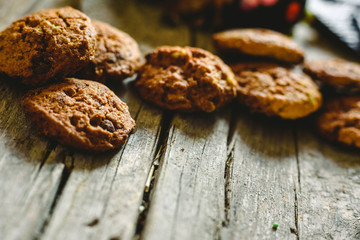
<box><xmin>157</xmin><ymin>0</ymin><xmax>360</xmax><ymax>57</ymax></box>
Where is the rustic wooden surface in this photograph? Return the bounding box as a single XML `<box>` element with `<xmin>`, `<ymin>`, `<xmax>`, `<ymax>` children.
<box><xmin>0</xmin><ymin>0</ymin><xmax>359</xmax><ymax>240</ymax></box>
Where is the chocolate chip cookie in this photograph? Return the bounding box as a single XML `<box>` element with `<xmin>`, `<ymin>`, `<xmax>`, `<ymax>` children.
<box><xmin>317</xmin><ymin>97</ymin><xmax>360</xmax><ymax>148</ymax></box>
<box><xmin>231</xmin><ymin>62</ymin><xmax>322</xmax><ymax>119</ymax></box>
<box><xmin>135</xmin><ymin>46</ymin><xmax>238</xmax><ymax>112</ymax></box>
<box><xmin>303</xmin><ymin>59</ymin><xmax>360</xmax><ymax>88</ymax></box>
<box><xmin>22</xmin><ymin>78</ymin><xmax>135</xmax><ymax>152</ymax></box>
<box><xmin>0</xmin><ymin>7</ymin><xmax>96</xmax><ymax>86</ymax></box>
<box><xmin>75</xmin><ymin>20</ymin><xmax>141</xmax><ymax>83</ymax></box>
<box><xmin>212</xmin><ymin>28</ymin><xmax>304</xmax><ymax>64</ymax></box>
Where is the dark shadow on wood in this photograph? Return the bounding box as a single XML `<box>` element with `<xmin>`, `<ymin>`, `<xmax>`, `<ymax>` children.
<box><xmin>103</xmin><ymin>74</ymin><xmax>137</xmax><ymax>98</ymax></box>
<box><xmin>0</xmin><ymin>77</ymin><xmax>52</xmax><ymax>165</ymax></box>
<box><xmin>134</xmin><ymin>110</ymin><xmax>172</xmax><ymax>239</ymax></box>
<box><xmin>171</xmin><ymin>108</ymin><xmax>225</xmax><ymax>139</ymax></box>
<box><xmin>234</xmin><ymin>105</ymin><xmax>297</xmax><ymax>159</ymax></box>
<box><xmin>70</xmin><ymin>149</ymin><xmax>121</xmax><ymax>171</ymax></box>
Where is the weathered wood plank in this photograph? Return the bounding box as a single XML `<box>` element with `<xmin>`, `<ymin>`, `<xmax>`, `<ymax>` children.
<box><xmin>220</xmin><ymin>112</ymin><xmax>298</xmax><ymax>240</ymax></box>
<box><xmin>296</xmin><ymin>121</ymin><xmax>360</xmax><ymax>240</ymax></box>
<box><xmin>142</xmin><ymin>110</ymin><xmax>230</xmax><ymax>240</ymax></box>
<box><xmin>40</xmin><ymin>1</ymin><xmax>191</xmax><ymax>239</ymax></box>
<box><xmin>0</xmin><ymin>80</ymin><xmax>66</xmax><ymax>240</ymax></box>
<box><xmin>0</xmin><ymin>0</ymin><xmax>81</xmax><ymax>239</ymax></box>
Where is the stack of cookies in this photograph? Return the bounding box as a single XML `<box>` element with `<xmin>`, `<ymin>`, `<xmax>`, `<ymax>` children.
<box><xmin>134</xmin><ymin>29</ymin><xmax>322</xmax><ymax>119</ymax></box>
<box><xmin>0</xmin><ymin>7</ymin><xmax>140</xmax><ymax>151</ymax></box>
<box><xmin>304</xmin><ymin>59</ymin><xmax>360</xmax><ymax>148</ymax></box>
<box><xmin>212</xmin><ymin>28</ymin><xmax>322</xmax><ymax>120</ymax></box>
<box><xmin>212</xmin><ymin>28</ymin><xmax>360</xmax><ymax>148</ymax></box>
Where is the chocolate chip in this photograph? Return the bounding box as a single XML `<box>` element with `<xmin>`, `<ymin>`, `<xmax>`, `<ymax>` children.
<box><xmin>63</xmin><ymin>88</ymin><xmax>76</xmax><ymax>97</ymax></box>
<box><xmin>100</xmin><ymin>119</ymin><xmax>115</xmax><ymax>132</ymax></box>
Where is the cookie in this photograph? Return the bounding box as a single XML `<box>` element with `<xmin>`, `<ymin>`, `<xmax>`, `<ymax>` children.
<box><xmin>75</xmin><ymin>20</ymin><xmax>141</xmax><ymax>83</ymax></box>
<box><xmin>212</xmin><ymin>28</ymin><xmax>304</xmax><ymax>64</ymax></box>
<box><xmin>135</xmin><ymin>46</ymin><xmax>238</xmax><ymax>112</ymax></box>
<box><xmin>22</xmin><ymin>78</ymin><xmax>135</xmax><ymax>152</ymax></box>
<box><xmin>0</xmin><ymin>6</ymin><xmax>96</xmax><ymax>86</ymax></box>
<box><xmin>231</xmin><ymin>62</ymin><xmax>322</xmax><ymax>119</ymax></box>
<box><xmin>317</xmin><ymin>97</ymin><xmax>360</xmax><ymax>148</ymax></box>
<box><xmin>303</xmin><ymin>59</ymin><xmax>360</xmax><ymax>88</ymax></box>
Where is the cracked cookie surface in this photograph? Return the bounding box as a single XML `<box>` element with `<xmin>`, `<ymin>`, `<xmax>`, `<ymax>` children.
<box><xmin>303</xmin><ymin>59</ymin><xmax>360</xmax><ymax>88</ymax></box>
<box><xmin>75</xmin><ymin>20</ymin><xmax>141</xmax><ymax>83</ymax></box>
<box><xmin>135</xmin><ymin>46</ymin><xmax>238</xmax><ymax>112</ymax></box>
<box><xmin>317</xmin><ymin>97</ymin><xmax>360</xmax><ymax>148</ymax></box>
<box><xmin>213</xmin><ymin>28</ymin><xmax>304</xmax><ymax>64</ymax></box>
<box><xmin>22</xmin><ymin>78</ymin><xmax>135</xmax><ymax>152</ymax></box>
<box><xmin>0</xmin><ymin>6</ymin><xmax>96</xmax><ymax>86</ymax></box>
<box><xmin>231</xmin><ymin>62</ymin><xmax>322</xmax><ymax>119</ymax></box>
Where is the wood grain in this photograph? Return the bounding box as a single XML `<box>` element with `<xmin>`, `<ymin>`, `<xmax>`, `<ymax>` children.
<box><xmin>142</xmin><ymin>110</ymin><xmax>231</xmax><ymax>240</ymax></box>
<box><xmin>220</xmin><ymin>111</ymin><xmax>299</xmax><ymax>240</ymax></box>
<box><xmin>296</xmin><ymin>121</ymin><xmax>360</xmax><ymax>240</ymax></box>
<box><xmin>0</xmin><ymin>79</ymin><xmax>65</xmax><ymax>240</ymax></box>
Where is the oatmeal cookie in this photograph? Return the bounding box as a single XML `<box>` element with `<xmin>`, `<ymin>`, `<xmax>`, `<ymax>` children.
<box><xmin>135</xmin><ymin>46</ymin><xmax>238</xmax><ymax>112</ymax></box>
<box><xmin>22</xmin><ymin>78</ymin><xmax>135</xmax><ymax>152</ymax></box>
<box><xmin>0</xmin><ymin>6</ymin><xmax>96</xmax><ymax>86</ymax></box>
<box><xmin>303</xmin><ymin>59</ymin><xmax>360</xmax><ymax>88</ymax></box>
<box><xmin>212</xmin><ymin>28</ymin><xmax>304</xmax><ymax>64</ymax></box>
<box><xmin>231</xmin><ymin>62</ymin><xmax>322</xmax><ymax>119</ymax></box>
<box><xmin>75</xmin><ymin>20</ymin><xmax>141</xmax><ymax>83</ymax></box>
<box><xmin>317</xmin><ymin>97</ymin><xmax>360</xmax><ymax>148</ymax></box>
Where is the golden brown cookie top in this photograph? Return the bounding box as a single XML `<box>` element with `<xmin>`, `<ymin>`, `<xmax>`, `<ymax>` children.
<box><xmin>212</xmin><ymin>28</ymin><xmax>304</xmax><ymax>64</ymax></box>
<box><xmin>22</xmin><ymin>78</ymin><xmax>135</xmax><ymax>152</ymax></box>
<box><xmin>0</xmin><ymin>6</ymin><xmax>96</xmax><ymax>86</ymax></box>
<box><xmin>303</xmin><ymin>59</ymin><xmax>360</xmax><ymax>88</ymax></box>
<box><xmin>135</xmin><ymin>46</ymin><xmax>238</xmax><ymax>112</ymax></box>
<box><xmin>75</xmin><ymin>20</ymin><xmax>141</xmax><ymax>83</ymax></box>
<box><xmin>231</xmin><ymin>62</ymin><xmax>322</xmax><ymax>119</ymax></box>
<box><xmin>317</xmin><ymin>96</ymin><xmax>360</xmax><ymax>148</ymax></box>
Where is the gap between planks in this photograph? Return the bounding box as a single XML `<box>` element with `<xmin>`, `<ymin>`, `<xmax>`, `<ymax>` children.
<box><xmin>133</xmin><ymin>111</ymin><xmax>174</xmax><ymax>239</ymax></box>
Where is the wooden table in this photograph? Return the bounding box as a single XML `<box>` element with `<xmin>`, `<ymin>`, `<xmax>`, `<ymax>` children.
<box><xmin>0</xmin><ymin>0</ymin><xmax>359</xmax><ymax>239</ymax></box>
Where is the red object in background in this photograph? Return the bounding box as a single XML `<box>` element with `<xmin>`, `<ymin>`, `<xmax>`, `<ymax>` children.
<box><xmin>286</xmin><ymin>1</ymin><xmax>302</xmax><ymax>22</ymax></box>
<box><xmin>240</xmin><ymin>0</ymin><xmax>279</xmax><ymax>11</ymax></box>
<box><xmin>261</xmin><ymin>0</ymin><xmax>278</xmax><ymax>7</ymax></box>
<box><xmin>163</xmin><ymin>0</ymin><xmax>306</xmax><ymax>32</ymax></box>
<box><xmin>240</xmin><ymin>0</ymin><xmax>261</xmax><ymax>11</ymax></box>
<box><xmin>222</xmin><ymin>0</ymin><xmax>306</xmax><ymax>31</ymax></box>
